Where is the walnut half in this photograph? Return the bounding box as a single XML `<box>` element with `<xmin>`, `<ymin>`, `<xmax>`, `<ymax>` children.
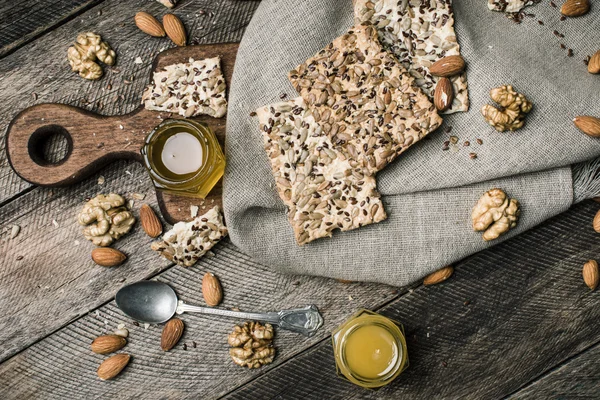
<box><xmin>67</xmin><ymin>32</ymin><xmax>116</xmax><ymax>80</ymax></box>
<box><xmin>472</xmin><ymin>188</ymin><xmax>520</xmax><ymax>241</ymax></box>
<box><xmin>78</xmin><ymin>194</ymin><xmax>135</xmax><ymax>246</ymax></box>
<box><xmin>481</xmin><ymin>85</ymin><xmax>532</xmax><ymax>132</ymax></box>
<box><xmin>228</xmin><ymin>322</ymin><xmax>275</xmax><ymax>369</ymax></box>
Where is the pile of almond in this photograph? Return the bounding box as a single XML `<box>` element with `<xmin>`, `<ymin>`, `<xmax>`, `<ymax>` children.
<box><xmin>431</xmin><ymin>56</ymin><xmax>466</xmax><ymax>113</ymax></box>
<box><xmin>135</xmin><ymin>11</ymin><xmax>187</xmax><ymax>46</ymax></box>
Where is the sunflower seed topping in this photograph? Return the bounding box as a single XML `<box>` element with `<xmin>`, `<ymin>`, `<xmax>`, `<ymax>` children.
<box><xmin>256</xmin><ymin>97</ymin><xmax>387</xmax><ymax>245</ymax></box>
<box><xmin>354</xmin><ymin>0</ymin><xmax>469</xmax><ymax>114</ymax></box>
<box><xmin>142</xmin><ymin>57</ymin><xmax>228</xmax><ymax>118</ymax></box>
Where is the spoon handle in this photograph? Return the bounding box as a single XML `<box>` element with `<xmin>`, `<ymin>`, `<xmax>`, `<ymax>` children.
<box><xmin>176</xmin><ymin>301</ymin><xmax>324</xmax><ymax>337</ymax></box>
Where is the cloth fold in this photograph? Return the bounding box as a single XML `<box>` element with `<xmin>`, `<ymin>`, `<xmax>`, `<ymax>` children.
<box><xmin>223</xmin><ymin>0</ymin><xmax>600</xmax><ymax>286</ymax></box>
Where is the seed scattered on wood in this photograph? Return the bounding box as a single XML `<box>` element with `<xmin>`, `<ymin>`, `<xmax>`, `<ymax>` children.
<box><xmin>568</xmin><ymin>49</ymin><xmax>574</xmax><ymax>57</ymax></box>
<box><xmin>192</xmin><ymin>341</ymin><xmax>197</xmax><ymax>348</ymax></box>
<box><xmin>464</xmin><ymin>141</ymin><xmax>470</xmax><ymax>147</ymax></box>
<box><xmin>16</xmin><ymin>255</ymin><xmax>23</xmax><ymax>261</ymax></box>
<box><xmin>560</xmin><ymin>15</ymin><xmax>566</xmax><ymax>21</ymax></box>
<box><xmin>445</xmin><ymin>126</ymin><xmax>453</xmax><ymax>133</ymax></box>
<box><xmin>133</xmin><ymin>321</ymin><xmax>140</xmax><ymax>327</ymax></box>
<box><xmin>476</xmin><ymin>138</ymin><xmax>483</xmax><ymax>145</ymax></box>
<box><xmin>550</xmin><ymin>1</ymin><xmax>557</xmax><ymax>7</ymax></box>
<box><xmin>469</xmin><ymin>152</ymin><xmax>477</xmax><ymax>159</ymax></box>
<box><xmin>538</xmin><ymin>20</ymin><xmax>544</xmax><ymax>25</ymax></box>
<box><xmin>183</xmin><ymin>343</ymin><xmax>188</xmax><ymax>350</ymax></box>
<box><xmin>560</xmin><ymin>44</ymin><xmax>566</xmax><ymax>49</ymax></box>
<box><xmin>280</xmin><ymin>93</ymin><xmax>287</xmax><ymax>99</ymax></box>
<box><xmin>249</xmin><ymin>111</ymin><xmax>257</xmax><ymax>117</ymax></box>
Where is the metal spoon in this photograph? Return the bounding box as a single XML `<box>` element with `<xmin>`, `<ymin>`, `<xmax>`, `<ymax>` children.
<box><xmin>115</xmin><ymin>281</ymin><xmax>324</xmax><ymax>337</ymax></box>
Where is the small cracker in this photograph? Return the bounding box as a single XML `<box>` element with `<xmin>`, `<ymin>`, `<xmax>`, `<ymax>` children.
<box><xmin>288</xmin><ymin>24</ymin><xmax>442</xmax><ymax>174</ymax></box>
<box><xmin>142</xmin><ymin>57</ymin><xmax>228</xmax><ymax>118</ymax></box>
<box><xmin>354</xmin><ymin>0</ymin><xmax>469</xmax><ymax>114</ymax></box>
<box><xmin>150</xmin><ymin>206</ymin><xmax>227</xmax><ymax>267</ymax></box>
<box><xmin>487</xmin><ymin>0</ymin><xmax>540</xmax><ymax>13</ymax></box>
<box><xmin>257</xmin><ymin>98</ymin><xmax>387</xmax><ymax>245</ymax></box>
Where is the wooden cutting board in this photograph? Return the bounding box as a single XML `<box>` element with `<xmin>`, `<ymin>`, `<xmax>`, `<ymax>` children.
<box><xmin>5</xmin><ymin>43</ymin><xmax>238</xmax><ymax>224</ymax></box>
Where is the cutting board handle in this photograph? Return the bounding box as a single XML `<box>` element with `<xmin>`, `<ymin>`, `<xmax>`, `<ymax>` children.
<box><xmin>5</xmin><ymin>103</ymin><xmax>150</xmax><ymax>187</ymax></box>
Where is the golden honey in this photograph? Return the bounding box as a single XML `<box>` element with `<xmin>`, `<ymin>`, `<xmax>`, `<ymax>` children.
<box><xmin>141</xmin><ymin>119</ymin><xmax>225</xmax><ymax>198</ymax></box>
<box><xmin>332</xmin><ymin>310</ymin><xmax>408</xmax><ymax>389</ymax></box>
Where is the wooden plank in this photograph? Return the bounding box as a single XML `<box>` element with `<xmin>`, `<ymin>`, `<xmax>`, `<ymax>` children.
<box><xmin>0</xmin><ymin>239</ymin><xmax>402</xmax><ymax>399</ymax></box>
<box><xmin>222</xmin><ymin>201</ymin><xmax>600</xmax><ymax>400</ymax></box>
<box><xmin>0</xmin><ymin>0</ymin><xmax>260</xmax><ymax>204</ymax></box>
<box><xmin>0</xmin><ymin>0</ymin><xmax>104</xmax><ymax>58</ymax></box>
<box><xmin>506</xmin><ymin>342</ymin><xmax>600</xmax><ymax>399</ymax></box>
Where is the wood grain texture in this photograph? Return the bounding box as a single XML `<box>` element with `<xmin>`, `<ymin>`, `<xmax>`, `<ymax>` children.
<box><xmin>506</xmin><ymin>342</ymin><xmax>600</xmax><ymax>399</ymax></box>
<box><xmin>0</xmin><ymin>239</ymin><xmax>401</xmax><ymax>399</ymax></box>
<box><xmin>0</xmin><ymin>0</ymin><xmax>104</xmax><ymax>58</ymax></box>
<box><xmin>223</xmin><ymin>201</ymin><xmax>600</xmax><ymax>400</ymax></box>
<box><xmin>0</xmin><ymin>0</ymin><xmax>259</xmax><ymax>204</ymax></box>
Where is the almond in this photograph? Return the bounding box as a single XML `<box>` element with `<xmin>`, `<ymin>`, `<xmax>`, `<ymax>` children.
<box><xmin>91</xmin><ymin>247</ymin><xmax>127</xmax><ymax>267</ymax></box>
<box><xmin>202</xmin><ymin>272</ymin><xmax>223</xmax><ymax>306</ymax></box>
<box><xmin>163</xmin><ymin>14</ymin><xmax>186</xmax><ymax>46</ymax></box>
<box><xmin>91</xmin><ymin>335</ymin><xmax>127</xmax><ymax>354</ymax></box>
<box><xmin>574</xmin><ymin>116</ymin><xmax>600</xmax><ymax>138</ymax></box>
<box><xmin>97</xmin><ymin>354</ymin><xmax>131</xmax><ymax>380</ymax></box>
<box><xmin>140</xmin><ymin>204</ymin><xmax>162</xmax><ymax>238</ymax></box>
<box><xmin>423</xmin><ymin>266</ymin><xmax>454</xmax><ymax>286</ymax></box>
<box><xmin>561</xmin><ymin>0</ymin><xmax>590</xmax><ymax>17</ymax></box>
<box><xmin>134</xmin><ymin>12</ymin><xmax>166</xmax><ymax>37</ymax></box>
<box><xmin>588</xmin><ymin>51</ymin><xmax>600</xmax><ymax>74</ymax></box>
<box><xmin>594</xmin><ymin>209</ymin><xmax>600</xmax><ymax>233</ymax></box>
<box><xmin>429</xmin><ymin>55</ymin><xmax>465</xmax><ymax>77</ymax></box>
<box><xmin>583</xmin><ymin>260</ymin><xmax>599</xmax><ymax>290</ymax></box>
<box><xmin>434</xmin><ymin>77</ymin><xmax>454</xmax><ymax>112</ymax></box>
<box><xmin>161</xmin><ymin>318</ymin><xmax>184</xmax><ymax>351</ymax></box>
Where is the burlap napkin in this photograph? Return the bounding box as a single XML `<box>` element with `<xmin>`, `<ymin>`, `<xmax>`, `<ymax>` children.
<box><xmin>223</xmin><ymin>0</ymin><xmax>600</xmax><ymax>286</ymax></box>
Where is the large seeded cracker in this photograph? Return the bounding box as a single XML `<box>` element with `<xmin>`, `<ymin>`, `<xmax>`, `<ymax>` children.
<box><xmin>288</xmin><ymin>24</ymin><xmax>442</xmax><ymax>174</ymax></box>
<box><xmin>257</xmin><ymin>97</ymin><xmax>387</xmax><ymax>245</ymax></box>
<box><xmin>354</xmin><ymin>1</ymin><xmax>469</xmax><ymax>114</ymax></box>
<box><xmin>150</xmin><ymin>206</ymin><xmax>228</xmax><ymax>267</ymax></box>
<box><xmin>142</xmin><ymin>57</ymin><xmax>227</xmax><ymax>118</ymax></box>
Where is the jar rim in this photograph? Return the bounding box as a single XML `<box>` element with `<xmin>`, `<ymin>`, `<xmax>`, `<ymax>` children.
<box><xmin>332</xmin><ymin>311</ymin><xmax>408</xmax><ymax>388</ymax></box>
<box><xmin>141</xmin><ymin>119</ymin><xmax>223</xmax><ymax>192</ymax></box>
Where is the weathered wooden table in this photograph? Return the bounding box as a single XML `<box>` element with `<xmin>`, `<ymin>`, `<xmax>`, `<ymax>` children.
<box><xmin>1</xmin><ymin>1</ymin><xmax>599</xmax><ymax>398</ymax></box>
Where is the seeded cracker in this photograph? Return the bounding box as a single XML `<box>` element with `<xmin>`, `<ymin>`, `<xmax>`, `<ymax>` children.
<box><xmin>150</xmin><ymin>206</ymin><xmax>227</xmax><ymax>267</ymax></box>
<box><xmin>142</xmin><ymin>57</ymin><xmax>227</xmax><ymax>118</ymax></box>
<box><xmin>354</xmin><ymin>1</ymin><xmax>469</xmax><ymax>114</ymax></box>
<box><xmin>257</xmin><ymin>97</ymin><xmax>387</xmax><ymax>245</ymax></box>
<box><xmin>289</xmin><ymin>24</ymin><xmax>442</xmax><ymax>175</ymax></box>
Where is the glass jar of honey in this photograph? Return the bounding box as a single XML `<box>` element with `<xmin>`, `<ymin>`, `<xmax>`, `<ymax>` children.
<box><xmin>141</xmin><ymin>119</ymin><xmax>225</xmax><ymax>198</ymax></box>
<box><xmin>332</xmin><ymin>309</ymin><xmax>408</xmax><ymax>389</ymax></box>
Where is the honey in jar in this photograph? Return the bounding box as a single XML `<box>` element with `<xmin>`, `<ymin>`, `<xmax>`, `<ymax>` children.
<box><xmin>141</xmin><ymin>119</ymin><xmax>225</xmax><ymax>198</ymax></box>
<box><xmin>332</xmin><ymin>309</ymin><xmax>408</xmax><ymax>389</ymax></box>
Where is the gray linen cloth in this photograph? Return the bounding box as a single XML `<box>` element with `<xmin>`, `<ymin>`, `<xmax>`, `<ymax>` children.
<box><xmin>223</xmin><ymin>0</ymin><xmax>600</xmax><ymax>286</ymax></box>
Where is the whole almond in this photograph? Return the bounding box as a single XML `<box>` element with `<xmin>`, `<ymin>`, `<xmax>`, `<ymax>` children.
<box><xmin>434</xmin><ymin>77</ymin><xmax>454</xmax><ymax>112</ymax></box>
<box><xmin>161</xmin><ymin>318</ymin><xmax>184</xmax><ymax>351</ymax></box>
<box><xmin>574</xmin><ymin>116</ymin><xmax>600</xmax><ymax>137</ymax></box>
<box><xmin>91</xmin><ymin>335</ymin><xmax>127</xmax><ymax>354</ymax></box>
<box><xmin>134</xmin><ymin>12</ymin><xmax>166</xmax><ymax>37</ymax></box>
<box><xmin>423</xmin><ymin>266</ymin><xmax>454</xmax><ymax>286</ymax></box>
<box><xmin>429</xmin><ymin>55</ymin><xmax>465</xmax><ymax>77</ymax></box>
<box><xmin>588</xmin><ymin>51</ymin><xmax>600</xmax><ymax>74</ymax></box>
<box><xmin>163</xmin><ymin>14</ymin><xmax>186</xmax><ymax>46</ymax></box>
<box><xmin>593</xmin><ymin>209</ymin><xmax>600</xmax><ymax>233</ymax></box>
<box><xmin>91</xmin><ymin>248</ymin><xmax>127</xmax><ymax>267</ymax></box>
<box><xmin>583</xmin><ymin>260</ymin><xmax>599</xmax><ymax>290</ymax></box>
<box><xmin>561</xmin><ymin>0</ymin><xmax>590</xmax><ymax>17</ymax></box>
<box><xmin>202</xmin><ymin>272</ymin><xmax>223</xmax><ymax>306</ymax></box>
<box><xmin>140</xmin><ymin>204</ymin><xmax>162</xmax><ymax>238</ymax></box>
<box><xmin>97</xmin><ymin>354</ymin><xmax>131</xmax><ymax>380</ymax></box>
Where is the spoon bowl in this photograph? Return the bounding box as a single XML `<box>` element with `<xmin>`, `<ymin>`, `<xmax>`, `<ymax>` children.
<box><xmin>115</xmin><ymin>281</ymin><xmax>178</xmax><ymax>323</ymax></box>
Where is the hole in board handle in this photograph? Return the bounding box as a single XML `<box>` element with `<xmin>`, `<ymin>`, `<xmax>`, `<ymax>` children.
<box><xmin>27</xmin><ymin>125</ymin><xmax>73</xmax><ymax>166</ymax></box>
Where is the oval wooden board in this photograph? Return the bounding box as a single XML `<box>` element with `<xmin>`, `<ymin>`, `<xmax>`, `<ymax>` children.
<box><xmin>5</xmin><ymin>42</ymin><xmax>239</xmax><ymax>225</ymax></box>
